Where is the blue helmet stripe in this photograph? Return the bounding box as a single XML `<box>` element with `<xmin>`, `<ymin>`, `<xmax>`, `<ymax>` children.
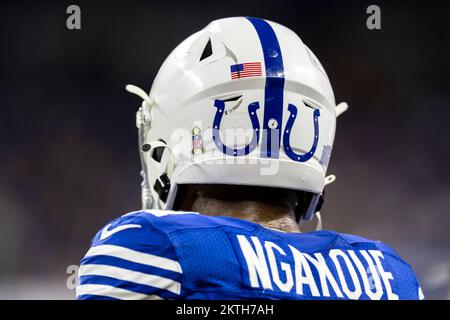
<box><xmin>246</xmin><ymin>17</ymin><xmax>285</xmax><ymax>159</ymax></box>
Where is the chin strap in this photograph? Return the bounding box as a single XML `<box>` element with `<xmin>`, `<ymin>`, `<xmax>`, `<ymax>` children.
<box><xmin>314</xmin><ymin>211</ymin><xmax>322</xmax><ymax>231</ymax></box>
<box><xmin>125</xmin><ymin>84</ymin><xmax>155</xmax><ymax>209</ymax></box>
<box><xmin>312</xmin><ymin>175</ymin><xmax>336</xmax><ymax>231</ymax></box>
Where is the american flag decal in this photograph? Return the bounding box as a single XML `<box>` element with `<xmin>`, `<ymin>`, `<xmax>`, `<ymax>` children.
<box><xmin>230</xmin><ymin>62</ymin><xmax>262</xmax><ymax>80</ymax></box>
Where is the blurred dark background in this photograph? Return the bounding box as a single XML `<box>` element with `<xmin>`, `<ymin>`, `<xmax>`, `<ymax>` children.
<box><xmin>0</xmin><ymin>0</ymin><xmax>449</xmax><ymax>299</ymax></box>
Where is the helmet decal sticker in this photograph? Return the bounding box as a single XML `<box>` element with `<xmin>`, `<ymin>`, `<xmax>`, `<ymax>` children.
<box><xmin>212</xmin><ymin>99</ymin><xmax>260</xmax><ymax>156</ymax></box>
<box><xmin>246</xmin><ymin>17</ymin><xmax>285</xmax><ymax>159</ymax></box>
<box><xmin>283</xmin><ymin>104</ymin><xmax>320</xmax><ymax>162</ymax></box>
<box><xmin>191</xmin><ymin>126</ymin><xmax>205</xmax><ymax>156</ymax></box>
<box><xmin>230</xmin><ymin>62</ymin><xmax>262</xmax><ymax>79</ymax></box>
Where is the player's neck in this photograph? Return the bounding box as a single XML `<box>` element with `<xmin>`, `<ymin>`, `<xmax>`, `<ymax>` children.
<box><xmin>191</xmin><ymin>197</ymin><xmax>300</xmax><ymax>233</ymax></box>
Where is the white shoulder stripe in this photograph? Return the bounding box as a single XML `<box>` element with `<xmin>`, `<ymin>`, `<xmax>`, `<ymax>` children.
<box><xmin>418</xmin><ymin>287</ymin><xmax>425</xmax><ymax>300</ymax></box>
<box><xmin>76</xmin><ymin>284</ymin><xmax>162</xmax><ymax>300</ymax></box>
<box><xmin>79</xmin><ymin>264</ymin><xmax>181</xmax><ymax>295</ymax></box>
<box><xmin>85</xmin><ymin>244</ymin><xmax>182</xmax><ymax>273</ymax></box>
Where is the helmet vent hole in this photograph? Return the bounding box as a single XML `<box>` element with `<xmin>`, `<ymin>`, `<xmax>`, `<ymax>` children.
<box><xmin>222</xmin><ymin>95</ymin><xmax>242</xmax><ymax>102</ymax></box>
<box><xmin>199</xmin><ymin>39</ymin><xmax>212</xmax><ymax>61</ymax></box>
<box><xmin>303</xmin><ymin>101</ymin><xmax>316</xmax><ymax>110</ymax></box>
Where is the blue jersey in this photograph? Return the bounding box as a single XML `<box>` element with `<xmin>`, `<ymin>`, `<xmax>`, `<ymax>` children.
<box><xmin>76</xmin><ymin>210</ymin><xmax>423</xmax><ymax>300</ymax></box>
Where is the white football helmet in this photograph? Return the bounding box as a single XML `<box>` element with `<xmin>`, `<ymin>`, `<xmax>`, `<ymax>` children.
<box><xmin>126</xmin><ymin>17</ymin><xmax>348</xmax><ymax>225</ymax></box>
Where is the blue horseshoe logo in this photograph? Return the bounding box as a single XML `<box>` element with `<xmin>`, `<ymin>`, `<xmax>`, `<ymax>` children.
<box><xmin>283</xmin><ymin>103</ymin><xmax>320</xmax><ymax>162</ymax></box>
<box><xmin>212</xmin><ymin>99</ymin><xmax>260</xmax><ymax>156</ymax></box>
